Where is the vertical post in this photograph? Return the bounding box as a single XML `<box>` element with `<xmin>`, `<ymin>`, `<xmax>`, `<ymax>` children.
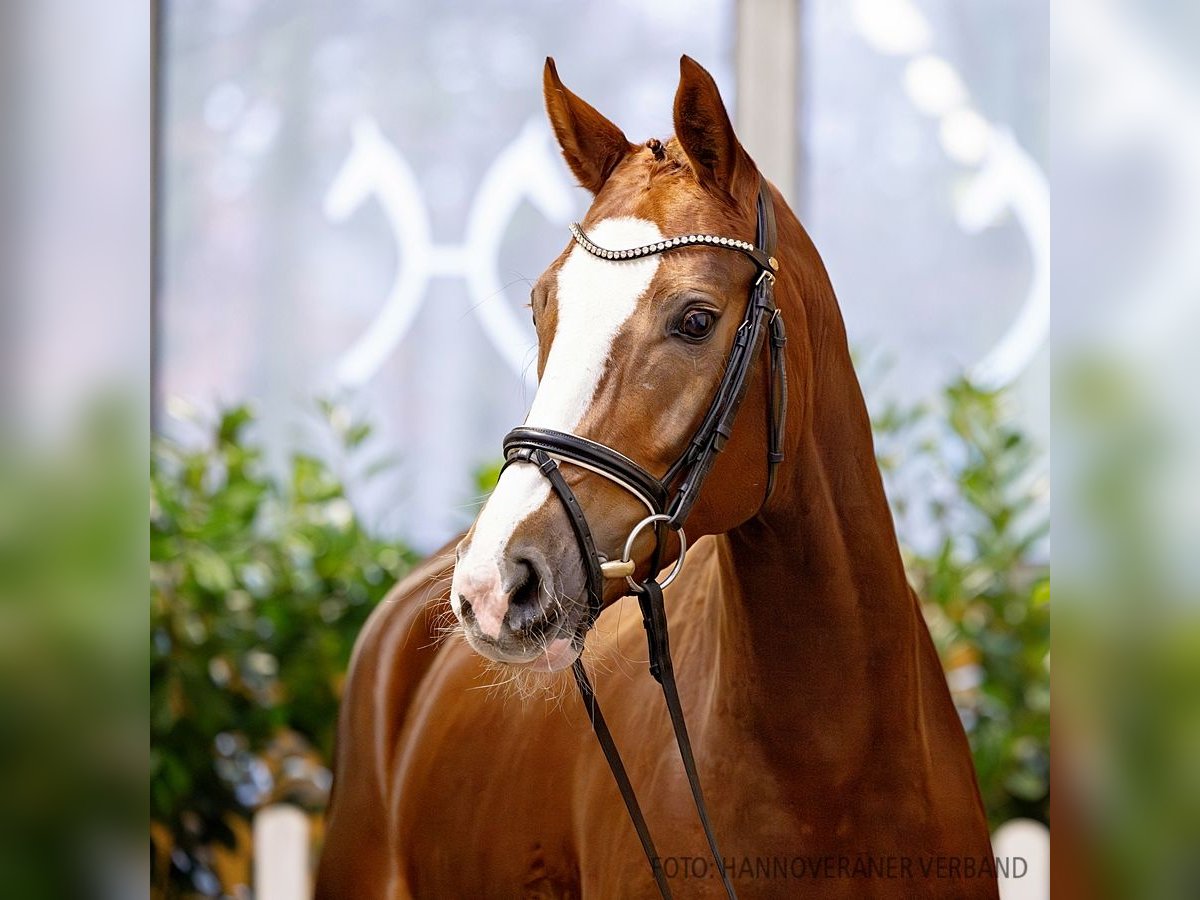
<box><xmin>0</xmin><ymin>3</ymin><xmax>18</xmax><ymax>428</ymax></box>
<box><xmin>150</xmin><ymin>0</ymin><xmax>164</xmax><ymax>433</ymax></box>
<box><xmin>992</xmin><ymin>818</ymin><xmax>1050</xmax><ymax>900</ymax></box>
<box><xmin>735</xmin><ymin>0</ymin><xmax>801</xmax><ymax>209</ymax></box>
<box><xmin>253</xmin><ymin>805</ymin><xmax>312</xmax><ymax>900</ymax></box>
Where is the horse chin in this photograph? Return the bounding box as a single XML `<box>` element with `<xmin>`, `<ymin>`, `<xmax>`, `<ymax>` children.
<box><xmin>524</xmin><ymin>635</ymin><xmax>583</xmax><ymax>672</ymax></box>
<box><xmin>462</xmin><ymin>624</ymin><xmax>585</xmax><ymax>673</ymax></box>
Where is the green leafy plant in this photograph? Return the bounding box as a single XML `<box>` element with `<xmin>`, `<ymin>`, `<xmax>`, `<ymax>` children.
<box><xmin>874</xmin><ymin>378</ymin><xmax>1050</xmax><ymax>827</ymax></box>
<box><xmin>150</xmin><ymin>406</ymin><xmax>416</xmax><ymax>896</ymax></box>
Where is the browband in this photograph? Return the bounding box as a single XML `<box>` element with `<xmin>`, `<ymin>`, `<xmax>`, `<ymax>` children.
<box><xmin>568</xmin><ymin>223</ymin><xmax>779</xmax><ymax>277</ymax></box>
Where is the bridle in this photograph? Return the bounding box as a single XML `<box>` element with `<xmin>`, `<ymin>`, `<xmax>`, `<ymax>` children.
<box><xmin>500</xmin><ymin>178</ymin><xmax>787</xmax><ymax>899</ymax></box>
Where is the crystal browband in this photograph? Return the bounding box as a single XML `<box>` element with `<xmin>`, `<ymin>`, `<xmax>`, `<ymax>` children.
<box><xmin>569</xmin><ymin>223</ymin><xmax>779</xmax><ymax>277</ymax></box>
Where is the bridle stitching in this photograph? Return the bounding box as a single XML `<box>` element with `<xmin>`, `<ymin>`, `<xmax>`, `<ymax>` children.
<box><xmin>544</xmin><ymin>454</ymin><xmax>658</xmax><ymax>517</ymax></box>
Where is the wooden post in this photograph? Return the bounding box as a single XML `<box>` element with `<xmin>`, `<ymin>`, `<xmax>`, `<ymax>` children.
<box><xmin>735</xmin><ymin>0</ymin><xmax>801</xmax><ymax>209</ymax></box>
<box><xmin>992</xmin><ymin>818</ymin><xmax>1050</xmax><ymax>900</ymax></box>
<box><xmin>253</xmin><ymin>805</ymin><xmax>311</xmax><ymax>900</ymax></box>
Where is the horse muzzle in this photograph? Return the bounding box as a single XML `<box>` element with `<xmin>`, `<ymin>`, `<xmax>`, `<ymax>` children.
<box><xmin>451</xmin><ymin>537</ymin><xmax>589</xmax><ymax>671</ymax></box>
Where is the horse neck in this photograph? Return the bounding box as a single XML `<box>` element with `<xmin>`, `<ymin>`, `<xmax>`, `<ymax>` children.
<box><xmin>706</xmin><ymin>208</ymin><xmax>925</xmax><ymax>771</ymax></box>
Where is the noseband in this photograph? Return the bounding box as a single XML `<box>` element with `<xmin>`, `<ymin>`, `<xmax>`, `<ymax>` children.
<box><xmin>499</xmin><ymin>179</ymin><xmax>786</xmax><ymax>899</ymax></box>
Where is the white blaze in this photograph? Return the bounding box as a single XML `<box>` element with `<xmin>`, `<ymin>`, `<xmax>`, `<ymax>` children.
<box><xmin>452</xmin><ymin>218</ymin><xmax>663</xmax><ymax>634</ymax></box>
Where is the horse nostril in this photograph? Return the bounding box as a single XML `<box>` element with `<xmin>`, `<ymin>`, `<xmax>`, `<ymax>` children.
<box><xmin>505</xmin><ymin>558</ymin><xmax>555</xmax><ymax>638</ymax></box>
<box><xmin>508</xmin><ymin>559</ymin><xmax>542</xmax><ymax>610</ymax></box>
<box><xmin>458</xmin><ymin>594</ymin><xmax>475</xmax><ymax>624</ymax></box>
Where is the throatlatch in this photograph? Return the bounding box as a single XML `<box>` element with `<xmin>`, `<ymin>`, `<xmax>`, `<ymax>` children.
<box><xmin>501</xmin><ymin>178</ymin><xmax>785</xmax><ymax>900</ymax></box>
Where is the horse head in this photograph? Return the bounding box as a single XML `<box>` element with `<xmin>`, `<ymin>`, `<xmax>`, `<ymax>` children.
<box><xmin>452</xmin><ymin>57</ymin><xmax>795</xmax><ymax>671</ymax></box>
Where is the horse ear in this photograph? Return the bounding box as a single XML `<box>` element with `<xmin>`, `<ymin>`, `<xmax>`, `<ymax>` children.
<box><xmin>543</xmin><ymin>58</ymin><xmax>635</xmax><ymax>195</ymax></box>
<box><xmin>673</xmin><ymin>55</ymin><xmax>753</xmax><ymax>201</ymax></box>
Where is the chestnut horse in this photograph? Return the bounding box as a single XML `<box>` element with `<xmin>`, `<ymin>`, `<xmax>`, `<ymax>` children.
<box><xmin>316</xmin><ymin>57</ymin><xmax>997</xmax><ymax>898</ymax></box>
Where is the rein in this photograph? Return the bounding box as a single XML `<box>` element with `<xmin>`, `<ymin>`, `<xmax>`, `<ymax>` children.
<box><xmin>500</xmin><ymin>179</ymin><xmax>786</xmax><ymax>900</ymax></box>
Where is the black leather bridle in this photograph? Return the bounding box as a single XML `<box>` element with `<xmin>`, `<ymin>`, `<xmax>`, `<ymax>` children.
<box><xmin>500</xmin><ymin>179</ymin><xmax>787</xmax><ymax>900</ymax></box>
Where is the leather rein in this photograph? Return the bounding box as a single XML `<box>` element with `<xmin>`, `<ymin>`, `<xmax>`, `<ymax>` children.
<box><xmin>500</xmin><ymin>179</ymin><xmax>786</xmax><ymax>899</ymax></box>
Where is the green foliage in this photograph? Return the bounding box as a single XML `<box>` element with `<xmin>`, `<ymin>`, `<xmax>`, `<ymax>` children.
<box><xmin>474</xmin><ymin>458</ymin><xmax>504</xmax><ymax>496</ymax></box>
<box><xmin>1</xmin><ymin>398</ymin><xmax>145</xmax><ymax>900</ymax></box>
<box><xmin>874</xmin><ymin>378</ymin><xmax>1050</xmax><ymax>827</ymax></box>
<box><xmin>150</xmin><ymin>406</ymin><xmax>416</xmax><ymax>895</ymax></box>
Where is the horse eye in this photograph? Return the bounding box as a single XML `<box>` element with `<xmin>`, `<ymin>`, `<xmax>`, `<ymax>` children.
<box><xmin>677</xmin><ymin>308</ymin><xmax>717</xmax><ymax>341</ymax></box>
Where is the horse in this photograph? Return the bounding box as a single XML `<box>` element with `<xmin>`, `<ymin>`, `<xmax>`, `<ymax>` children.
<box><xmin>316</xmin><ymin>56</ymin><xmax>998</xmax><ymax>899</ymax></box>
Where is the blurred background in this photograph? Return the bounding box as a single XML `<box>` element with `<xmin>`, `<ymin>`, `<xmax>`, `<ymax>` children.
<box><xmin>4</xmin><ymin>0</ymin><xmax>1198</xmax><ymax>898</ymax></box>
<box><xmin>156</xmin><ymin>0</ymin><xmax>1049</xmax><ymax>547</ymax></box>
<box><xmin>150</xmin><ymin>1</ymin><xmax>1051</xmax><ymax>896</ymax></box>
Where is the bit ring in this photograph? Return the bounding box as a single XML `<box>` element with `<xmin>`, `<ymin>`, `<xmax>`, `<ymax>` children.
<box><xmin>616</xmin><ymin>513</ymin><xmax>688</xmax><ymax>592</ymax></box>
